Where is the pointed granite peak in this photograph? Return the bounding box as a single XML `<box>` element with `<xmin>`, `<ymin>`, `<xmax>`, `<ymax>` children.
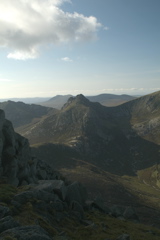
<box><xmin>74</xmin><ymin>94</ymin><xmax>90</xmax><ymax>104</ymax></box>
<box><xmin>62</xmin><ymin>94</ymin><xmax>90</xmax><ymax>110</ymax></box>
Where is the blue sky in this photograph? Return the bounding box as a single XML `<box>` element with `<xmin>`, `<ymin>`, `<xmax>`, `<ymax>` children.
<box><xmin>0</xmin><ymin>0</ymin><xmax>159</xmax><ymax>98</ymax></box>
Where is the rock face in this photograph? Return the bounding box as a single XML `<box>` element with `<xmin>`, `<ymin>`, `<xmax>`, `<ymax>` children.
<box><xmin>0</xmin><ymin>225</ymin><xmax>52</xmax><ymax>240</ymax></box>
<box><xmin>0</xmin><ymin>109</ymin><xmax>59</xmax><ymax>186</ymax></box>
<box><xmin>65</xmin><ymin>181</ymin><xmax>88</xmax><ymax>207</ymax></box>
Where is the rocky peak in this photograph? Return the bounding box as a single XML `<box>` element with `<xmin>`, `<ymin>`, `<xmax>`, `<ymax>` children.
<box><xmin>74</xmin><ymin>94</ymin><xmax>90</xmax><ymax>104</ymax></box>
<box><xmin>62</xmin><ymin>94</ymin><xmax>91</xmax><ymax>110</ymax></box>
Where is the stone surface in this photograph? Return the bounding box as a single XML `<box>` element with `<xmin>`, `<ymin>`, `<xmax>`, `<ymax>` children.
<box><xmin>0</xmin><ymin>216</ymin><xmax>20</xmax><ymax>234</ymax></box>
<box><xmin>34</xmin><ymin>189</ymin><xmax>55</xmax><ymax>203</ymax></box>
<box><xmin>35</xmin><ymin>180</ymin><xmax>67</xmax><ymax>201</ymax></box>
<box><xmin>0</xmin><ymin>206</ymin><xmax>11</xmax><ymax>219</ymax></box>
<box><xmin>66</xmin><ymin>181</ymin><xmax>87</xmax><ymax>206</ymax></box>
<box><xmin>0</xmin><ymin>225</ymin><xmax>52</xmax><ymax>240</ymax></box>
<box><xmin>110</xmin><ymin>205</ymin><xmax>126</xmax><ymax>218</ymax></box>
<box><xmin>70</xmin><ymin>201</ymin><xmax>84</xmax><ymax>220</ymax></box>
<box><xmin>0</xmin><ymin>109</ymin><xmax>61</xmax><ymax>186</ymax></box>
<box><xmin>49</xmin><ymin>200</ymin><xmax>64</xmax><ymax>212</ymax></box>
<box><xmin>13</xmin><ymin>191</ymin><xmax>34</xmax><ymax>205</ymax></box>
<box><xmin>92</xmin><ymin>195</ymin><xmax>110</xmax><ymax>214</ymax></box>
<box><xmin>123</xmin><ymin>207</ymin><xmax>139</xmax><ymax>222</ymax></box>
<box><xmin>36</xmin><ymin>159</ymin><xmax>61</xmax><ymax>180</ymax></box>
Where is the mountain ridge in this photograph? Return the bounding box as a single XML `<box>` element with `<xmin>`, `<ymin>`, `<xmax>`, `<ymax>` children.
<box><xmin>0</xmin><ymin>100</ymin><xmax>57</xmax><ymax>129</ymax></box>
<box><xmin>115</xmin><ymin>90</ymin><xmax>160</xmax><ymax>144</ymax></box>
<box><xmin>38</xmin><ymin>93</ymin><xmax>136</xmax><ymax>109</ymax></box>
<box><xmin>17</xmin><ymin>91</ymin><xmax>160</xmax><ymax>176</ymax></box>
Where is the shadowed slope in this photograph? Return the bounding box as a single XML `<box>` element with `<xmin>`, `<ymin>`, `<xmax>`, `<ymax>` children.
<box><xmin>0</xmin><ymin>100</ymin><xmax>57</xmax><ymax>129</ymax></box>
<box><xmin>22</xmin><ymin>92</ymin><xmax>160</xmax><ymax>176</ymax></box>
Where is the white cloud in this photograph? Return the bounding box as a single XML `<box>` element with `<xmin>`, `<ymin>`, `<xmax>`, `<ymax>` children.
<box><xmin>7</xmin><ymin>49</ymin><xmax>39</xmax><ymax>60</ymax></box>
<box><xmin>0</xmin><ymin>0</ymin><xmax>102</xmax><ymax>60</ymax></box>
<box><xmin>61</xmin><ymin>57</ymin><xmax>73</xmax><ymax>62</ymax></box>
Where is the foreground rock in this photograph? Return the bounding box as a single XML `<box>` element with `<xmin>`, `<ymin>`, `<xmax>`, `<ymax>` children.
<box><xmin>0</xmin><ymin>178</ymin><xmax>88</xmax><ymax>239</ymax></box>
<box><xmin>0</xmin><ymin>176</ymin><xmax>140</xmax><ymax>240</ymax></box>
<box><xmin>0</xmin><ymin>225</ymin><xmax>52</xmax><ymax>240</ymax></box>
<box><xmin>0</xmin><ymin>216</ymin><xmax>20</xmax><ymax>234</ymax></box>
<box><xmin>0</xmin><ymin>109</ymin><xmax>60</xmax><ymax>186</ymax></box>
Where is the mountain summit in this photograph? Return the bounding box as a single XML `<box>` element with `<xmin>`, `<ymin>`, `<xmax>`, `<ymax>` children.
<box><xmin>18</xmin><ymin>92</ymin><xmax>160</xmax><ymax>176</ymax></box>
<box><xmin>63</xmin><ymin>94</ymin><xmax>91</xmax><ymax>108</ymax></box>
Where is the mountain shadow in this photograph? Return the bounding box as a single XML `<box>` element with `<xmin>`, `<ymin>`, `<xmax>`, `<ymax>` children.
<box><xmin>24</xmin><ymin>93</ymin><xmax>160</xmax><ymax>176</ymax></box>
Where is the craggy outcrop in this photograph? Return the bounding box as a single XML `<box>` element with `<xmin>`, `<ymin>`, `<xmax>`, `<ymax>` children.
<box><xmin>0</xmin><ymin>109</ymin><xmax>59</xmax><ymax>186</ymax></box>
<box><xmin>0</xmin><ymin>179</ymin><xmax>138</xmax><ymax>240</ymax></box>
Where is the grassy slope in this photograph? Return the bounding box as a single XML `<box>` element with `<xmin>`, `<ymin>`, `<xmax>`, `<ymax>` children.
<box><xmin>137</xmin><ymin>164</ymin><xmax>160</xmax><ymax>189</ymax></box>
<box><xmin>59</xmin><ymin>162</ymin><xmax>160</xmax><ymax>227</ymax></box>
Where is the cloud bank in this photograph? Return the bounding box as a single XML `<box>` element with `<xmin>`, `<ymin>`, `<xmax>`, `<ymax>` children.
<box><xmin>0</xmin><ymin>0</ymin><xmax>102</xmax><ymax>60</ymax></box>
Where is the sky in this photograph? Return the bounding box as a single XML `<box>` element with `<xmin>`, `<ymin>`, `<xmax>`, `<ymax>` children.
<box><xmin>0</xmin><ymin>0</ymin><xmax>160</xmax><ymax>98</ymax></box>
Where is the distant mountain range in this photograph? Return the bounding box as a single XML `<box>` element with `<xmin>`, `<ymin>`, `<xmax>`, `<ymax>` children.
<box><xmin>0</xmin><ymin>93</ymin><xmax>136</xmax><ymax>109</ymax></box>
<box><xmin>12</xmin><ymin>91</ymin><xmax>160</xmax><ymax>177</ymax></box>
<box><xmin>39</xmin><ymin>93</ymin><xmax>136</xmax><ymax>109</ymax></box>
<box><xmin>39</xmin><ymin>94</ymin><xmax>73</xmax><ymax>109</ymax></box>
<box><xmin>87</xmin><ymin>94</ymin><xmax>136</xmax><ymax>107</ymax></box>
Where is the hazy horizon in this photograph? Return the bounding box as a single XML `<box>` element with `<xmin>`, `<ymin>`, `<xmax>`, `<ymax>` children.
<box><xmin>0</xmin><ymin>90</ymin><xmax>156</xmax><ymax>102</ymax></box>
